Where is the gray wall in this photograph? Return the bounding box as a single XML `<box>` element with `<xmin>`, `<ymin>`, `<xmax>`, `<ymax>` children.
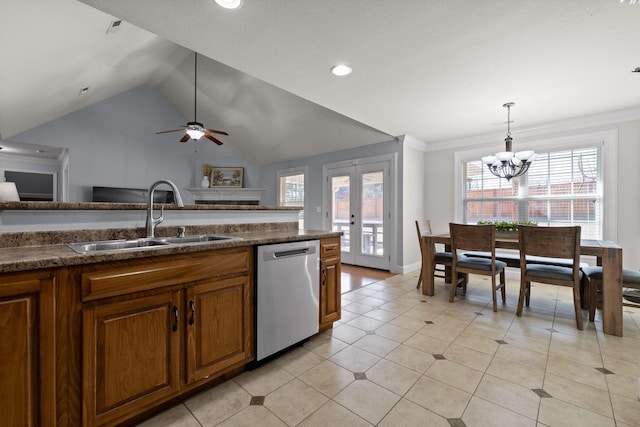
<box><xmin>12</xmin><ymin>85</ymin><xmax>258</xmax><ymax>203</ymax></box>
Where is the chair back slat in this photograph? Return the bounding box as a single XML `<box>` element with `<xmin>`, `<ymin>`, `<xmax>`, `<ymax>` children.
<box><xmin>518</xmin><ymin>225</ymin><xmax>580</xmax><ymax>260</ymax></box>
<box><xmin>449</xmin><ymin>223</ymin><xmax>495</xmax><ymax>253</ymax></box>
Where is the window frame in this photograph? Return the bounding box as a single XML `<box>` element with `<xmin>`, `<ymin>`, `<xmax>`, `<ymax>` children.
<box><xmin>454</xmin><ymin>130</ymin><xmax>618</xmax><ymax>241</ymax></box>
<box><xmin>277</xmin><ymin>166</ymin><xmax>308</xmax><ymax>229</ymax></box>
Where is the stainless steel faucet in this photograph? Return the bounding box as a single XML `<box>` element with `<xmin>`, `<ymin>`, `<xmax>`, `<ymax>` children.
<box><xmin>146</xmin><ymin>180</ymin><xmax>185</xmax><ymax>238</ymax></box>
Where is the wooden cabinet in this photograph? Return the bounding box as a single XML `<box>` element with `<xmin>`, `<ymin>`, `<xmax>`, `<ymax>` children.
<box><xmin>186</xmin><ymin>274</ymin><xmax>252</xmax><ymax>383</ymax></box>
<box><xmin>79</xmin><ymin>248</ymin><xmax>253</xmax><ymax>426</ymax></box>
<box><xmin>319</xmin><ymin>237</ymin><xmax>341</xmax><ymax>330</ymax></box>
<box><xmin>3</xmin><ymin>236</ymin><xmax>338</xmax><ymax>426</ymax></box>
<box><xmin>0</xmin><ymin>269</ymin><xmax>56</xmax><ymax>427</ymax></box>
<box><xmin>83</xmin><ymin>291</ymin><xmax>181</xmax><ymax>426</ymax></box>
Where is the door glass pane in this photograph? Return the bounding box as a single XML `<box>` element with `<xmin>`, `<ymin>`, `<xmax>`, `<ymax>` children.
<box><xmin>361</xmin><ymin>171</ymin><xmax>383</xmax><ymax>256</ymax></box>
<box><xmin>331</xmin><ymin>175</ymin><xmax>350</xmax><ymax>252</ymax></box>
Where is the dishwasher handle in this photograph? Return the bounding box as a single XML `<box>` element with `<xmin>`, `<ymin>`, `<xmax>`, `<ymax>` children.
<box><xmin>274</xmin><ymin>248</ymin><xmax>310</xmax><ymax>258</ymax></box>
<box><xmin>262</xmin><ymin>244</ymin><xmax>317</xmax><ymax>261</ymax></box>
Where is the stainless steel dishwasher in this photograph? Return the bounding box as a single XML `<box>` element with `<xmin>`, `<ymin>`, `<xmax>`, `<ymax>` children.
<box><xmin>256</xmin><ymin>239</ymin><xmax>320</xmax><ymax>361</ymax></box>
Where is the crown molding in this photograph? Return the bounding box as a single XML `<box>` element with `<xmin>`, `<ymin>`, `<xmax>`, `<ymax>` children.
<box><xmin>398</xmin><ymin>134</ymin><xmax>429</xmax><ymax>152</ymax></box>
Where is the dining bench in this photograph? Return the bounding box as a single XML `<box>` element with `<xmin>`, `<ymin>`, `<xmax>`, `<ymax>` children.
<box><xmin>462</xmin><ymin>251</ymin><xmax>589</xmax><ymax>269</ymax></box>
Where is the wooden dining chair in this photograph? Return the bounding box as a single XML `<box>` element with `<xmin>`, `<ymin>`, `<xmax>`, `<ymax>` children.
<box><xmin>581</xmin><ymin>266</ymin><xmax>640</xmax><ymax>321</ymax></box>
<box><xmin>517</xmin><ymin>225</ymin><xmax>584</xmax><ymax>329</ymax></box>
<box><xmin>449</xmin><ymin>223</ymin><xmax>506</xmax><ymax>312</ymax></box>
<box><xmin>415</xmin><ymin>220</ymin><xmax>467</xmax><ymax>290</ymax></box>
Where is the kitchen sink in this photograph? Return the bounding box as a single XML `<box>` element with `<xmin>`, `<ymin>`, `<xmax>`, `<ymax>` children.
<box><xmin>67</xmin><ymin>238</ymin><xmax>170</xmax><ymax>253</ymax></box>
<box><xmin>67</xmin><ymin>235</ymin><xmax>242</xmax><ymax>254</ymax></box>
<box><xmin>160</xmin><ymin>235</ymin><xmax>240</xmax><ymax>244</ymax></box>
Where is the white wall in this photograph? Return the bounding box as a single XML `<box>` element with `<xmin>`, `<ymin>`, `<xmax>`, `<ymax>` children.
<box><xmin>11</xmin><ymin>85</ymin><xmax>259</xmax><ymax>203</ymax></box>
<box><xmin>401</xmin><ymin>136</ymin><xmax>427</xmax><ymax>273</ymax></box>
<box><xmin>424</xmin><ymin>113</ymin><xmax>640</xmax><ymax>270</ymax></box>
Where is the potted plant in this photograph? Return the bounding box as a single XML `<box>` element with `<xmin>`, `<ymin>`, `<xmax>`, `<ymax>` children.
<box><xmin>477</xmin><ymin>220</ymin><xmax>537</xmax><ymax>238</ymax></box>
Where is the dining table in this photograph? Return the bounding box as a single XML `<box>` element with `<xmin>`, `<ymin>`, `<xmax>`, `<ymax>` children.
<box><xmin>421</xmin><ymin>233</ymin><xmax>624</xmax><ymax>336</ymax></box>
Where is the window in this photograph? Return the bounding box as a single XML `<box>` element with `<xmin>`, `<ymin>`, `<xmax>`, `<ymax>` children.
<box><xmin>460</xmin><ymin>134</ymin><xmax>613</xmax><ymax>240</ymax></box>
<box><xmin>277</xmin><ymin>167</ymin><xmax>307</xmax><ymax>229</ymax></box>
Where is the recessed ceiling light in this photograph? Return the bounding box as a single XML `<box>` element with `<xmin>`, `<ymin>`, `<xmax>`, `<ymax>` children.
<box><xmin>214</xmin><ymin>0</ymin><xmax>243</xmax><ymax>9</ymax></box>
<box><xmin>79</xmin><ymin>87</ymin><xmax>90</xmax><ymax>95</ymax></box>
<box><xmin>330</xmin><ymin>64</ymin><xmax>352</xmax><ymax>77</ymax></box>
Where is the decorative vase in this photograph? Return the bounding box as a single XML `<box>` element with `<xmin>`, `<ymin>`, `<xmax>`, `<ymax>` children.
<box><xmin>200</xmin><ymin>176</ymin><xmax>209</xmax><ymax>188</ymax></box>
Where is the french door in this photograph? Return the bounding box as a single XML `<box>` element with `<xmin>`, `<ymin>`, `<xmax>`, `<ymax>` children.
<box><xmin>325</xmin><ymin>159</ymin><xmax>390</xmax><ymax>270</ymax></box>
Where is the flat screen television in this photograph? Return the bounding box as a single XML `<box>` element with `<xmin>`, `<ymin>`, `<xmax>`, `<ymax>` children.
<box><xmin>92</xmin><ymin>186</ymin><xmax>175</xmax><ymax>204</ymax></box>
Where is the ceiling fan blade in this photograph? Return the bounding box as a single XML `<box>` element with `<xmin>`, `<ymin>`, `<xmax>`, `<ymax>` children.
<box><xmin>204</xmin><ymin>133</ymin><xmax>224</xmax><ymax>145</ymax></box>
<box><xmin>179</xmin><ymin>134</ymin><xmax>191</xmax><ymax>143</ymax></box>
<box><xmin>156</xmin><ymin>128</ymin><xmax>186</xmax><ymax>135</ymax></box>
<box><xmin>204</xmin><ymin>128</ymin><xmax>229</xmax><ymax>136</ymax></box>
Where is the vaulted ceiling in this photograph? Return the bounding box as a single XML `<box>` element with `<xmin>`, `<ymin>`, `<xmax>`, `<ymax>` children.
<box><xmin>2</xmin><ymin>0</ymin><xmax>639</xmax><ymax>165</ymax></box>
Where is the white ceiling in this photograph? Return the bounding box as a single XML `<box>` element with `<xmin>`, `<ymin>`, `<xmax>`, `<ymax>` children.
<box><xmin>2</xmin><ymin>0</ymin><xmax>639</xmax><ymax>165</ymax></box>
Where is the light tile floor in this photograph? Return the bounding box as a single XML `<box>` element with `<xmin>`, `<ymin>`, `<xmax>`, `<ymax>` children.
<box><xmin>139</xmin><ymin>271</ymin><xmax>640</xmax><ymax>426</ymax></box>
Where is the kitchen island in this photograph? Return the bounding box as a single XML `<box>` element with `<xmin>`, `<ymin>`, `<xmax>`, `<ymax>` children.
<box><xmin>0</xmin><ymin>201</ymin><xmax>341</xmax><ymax>426</ymax></box>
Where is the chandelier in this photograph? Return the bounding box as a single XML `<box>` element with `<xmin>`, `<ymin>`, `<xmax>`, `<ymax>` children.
<box><xmin>481</xmin><ymin>102</ymin><xmax>536</xmax><ymax>181</ymax></box>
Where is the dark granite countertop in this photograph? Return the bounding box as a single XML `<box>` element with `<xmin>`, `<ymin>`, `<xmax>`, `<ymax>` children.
<box><xmin>0</xmin><ymin>229</ymin><xmax>341</xmax><ymax>273</ymax></box>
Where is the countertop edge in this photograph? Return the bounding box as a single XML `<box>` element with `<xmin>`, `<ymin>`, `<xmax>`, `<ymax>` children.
<box><xmin>0</xmin><ymin>201</ymin><xmax>301</xmax><ymax>211</ymax></box>
<box><xmin>0</xmin><ymin>230</ymin><xmax>341</xmax><ymax>273</ymax></box>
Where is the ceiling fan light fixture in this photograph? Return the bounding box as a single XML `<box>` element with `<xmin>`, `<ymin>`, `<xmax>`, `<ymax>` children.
<box><xmin>155</xmin><ymin>53</ymin><xmax>228</xmax><ymax>145</ymax></box>
<box><xmin>214</xmin><ymin>0</ymin><xmax>243</xmax><ymax>9</ymax></box>
<box><xmin>186</xmin><ymin>129</ymin><xmax>204</xmax><ymax>140</ymax></box>
<box><xmin>330</xmin><ymin>64</ymin><xmax>352</xmax><ymax>76</ymax></box>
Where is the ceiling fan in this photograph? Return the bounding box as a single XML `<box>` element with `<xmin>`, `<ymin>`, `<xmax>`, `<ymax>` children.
<box><xmin>156</xmin><ymin>52</ymin><xmax>229</xmax><ymax>145</ymax></box>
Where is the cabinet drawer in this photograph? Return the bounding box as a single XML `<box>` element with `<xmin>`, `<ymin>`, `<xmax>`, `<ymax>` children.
<box><xmin>320</xmin><ymin>237</ymin><xmax>340</xmax><ymax>259</ymax></box>
<box><xmin>81</xmin><ymin>247</ymin><xmax>251</xmax><ymax>302</ymax></box>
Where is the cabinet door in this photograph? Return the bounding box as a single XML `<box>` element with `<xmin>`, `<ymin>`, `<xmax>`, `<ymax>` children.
<box><xmin>0</xmin><ymin>271</ymin><xmax>55</xmax><ymax>427</ymax></box>
<box><xmin>83</xmin><ymin>291</ymin><xmax>181</xmax><ymax>426</ymax></box>
<box><xmin>186</xmin><ymin>275</ymin><xmax>253</xmax><ymax>383</ymax></box>
<box><xmin>320</xmin><ymin>257</ymin><xmax>341</xmax><ymax>327</ymax></box>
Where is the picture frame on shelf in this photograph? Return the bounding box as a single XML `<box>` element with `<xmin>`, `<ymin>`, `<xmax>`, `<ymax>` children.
<box><xmin>210</xmin><ymin>167</ymin><xmax>244</xmax><ymax>188</ymax></box>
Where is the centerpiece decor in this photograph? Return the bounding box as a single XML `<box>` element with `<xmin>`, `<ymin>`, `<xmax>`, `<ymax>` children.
<box><xmin>477</xmin><ymin>220</ymin><xmax>537</xmax><ymax>239</ymax></box>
